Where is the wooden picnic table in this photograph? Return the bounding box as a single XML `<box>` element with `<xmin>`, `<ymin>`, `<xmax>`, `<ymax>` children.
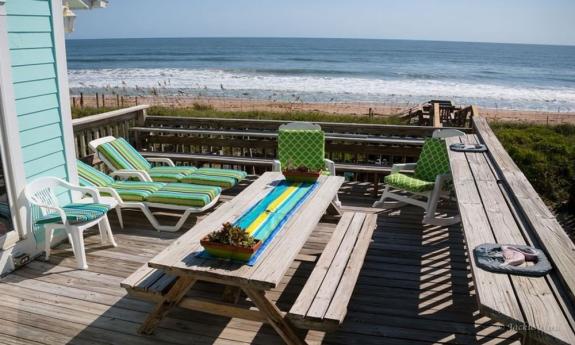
<box><xmin>137</xmin><ymin>172</ymin><xmax>344</xmax><ymax>345</ymax></box>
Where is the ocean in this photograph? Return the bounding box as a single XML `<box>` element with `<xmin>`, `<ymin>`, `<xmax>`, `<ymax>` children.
<box><xmin>65</xmin><ymin>37</ymin><xmax>575</xmax><ymax>112</ymax></box>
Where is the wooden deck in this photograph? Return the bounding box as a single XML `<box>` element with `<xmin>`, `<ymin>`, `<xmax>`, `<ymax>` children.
<box><xmin>0</xmin><ymin>181</ymin><xmax>522</xmax><ymax>345</ymax></box>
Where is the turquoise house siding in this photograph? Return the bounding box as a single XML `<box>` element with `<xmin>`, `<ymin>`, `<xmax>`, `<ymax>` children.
<box><xmin>6</xmin><ymin>0</ymin><xmax>69</xmax><ymax>184</ymax></box>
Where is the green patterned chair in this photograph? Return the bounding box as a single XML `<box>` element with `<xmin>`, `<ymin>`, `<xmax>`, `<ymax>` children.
<box><xmin>89</xmin><ymin>136</ymin><xmax>247</xmax><ymax>189</ymax></box>
<box><xmin>373</xmin><ymin>129</ymin><xmax>464</xmax><ymax>226</ymax></box>
<box><xmin>272</xmin><ymin>122</ymin><xmax>341</xmax><ymax>207</ymax></box>
<box><xmin>77</xmin><ymin>160</ymin><xmax>221</xmax><ymax>232</ymax></box>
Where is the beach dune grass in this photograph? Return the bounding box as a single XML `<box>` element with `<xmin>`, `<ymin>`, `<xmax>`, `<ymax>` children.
<box><xmin>491</xmin><ymin>122</ymin><xmax>575</xmax><ymax>211</ymax></box>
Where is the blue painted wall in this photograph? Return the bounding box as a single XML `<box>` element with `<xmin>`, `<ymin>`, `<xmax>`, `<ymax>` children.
<box><xmin>6</xmin><ymin>0</ymin><xmax>69</xmax><ymax>183</ymax></box>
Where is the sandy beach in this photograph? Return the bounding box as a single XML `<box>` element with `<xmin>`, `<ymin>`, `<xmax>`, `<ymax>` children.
<box><xmin>71</xmin><ymin>94</ymin><xmax>575</xmax><ymax>125</ymax></box>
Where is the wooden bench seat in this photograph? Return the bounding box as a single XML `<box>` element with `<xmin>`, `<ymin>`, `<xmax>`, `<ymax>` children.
<box><xmin>447</xmin><ymin>128</ymin><xmax>575</xmax><ymax>345</ymax></box>
<box><xmin>287</xmin><ymin>212</ymin><xmax>377</xmax><ymax>331</ymax></box>
<box><xmin>121</xmin><ymin>264</ymin><xmax>178</xmax><ymax>303</ymax></box>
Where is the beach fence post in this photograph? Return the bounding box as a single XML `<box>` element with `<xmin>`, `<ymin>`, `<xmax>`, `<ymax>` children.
<box><xmin>72</xmin><ymin>97</ymin><xmax>76</xmax><ymax>108</ymax></box>
<box><xmin>117</xmin><ymin>94</ymin><xmax>120</xmax><ymax>108</ymax></box>
<box><xmin>80</xmin><ymin>92</ymin><xmax>84</xmax><ymax>108</ymax></box>
<box><xmin>102</xmin><ymin>94</ymin><xmax>106</xmax><ymax>108</ymax></box>
<box><xmin>432</xmin><ymin>102</ymin><xmax>442</xmax><ymax>127</ymax></box>
<box><xmin>96</xmin><ymin>93</ymin><xmax>100</xmax><ymax>108</ymax></box>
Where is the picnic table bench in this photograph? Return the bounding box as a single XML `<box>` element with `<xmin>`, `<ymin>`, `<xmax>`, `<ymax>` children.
<box><xmin>122</xmin><ymin>172</ymin><xmax>377</xmax><ymax>345</ymax></box>
<box><xmin>446</xmin><ymin>116</ymin><xmax>575</xmax><ymax>345</ymax></box>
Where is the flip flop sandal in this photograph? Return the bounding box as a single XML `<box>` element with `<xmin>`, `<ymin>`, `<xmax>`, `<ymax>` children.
<box><xmin>501</xmin><ymin>247</ymin><xmax>525</xmax><ymax>267</ymax></box>
<box><xmin>449</xmin><ymin>143</ymin><xmax>488</xmax><ymax>152</ymax></box>
<box><xmin>502</xmin><ymin>245</ymin><xmax>538</xmax><ymax>262</ymax></box>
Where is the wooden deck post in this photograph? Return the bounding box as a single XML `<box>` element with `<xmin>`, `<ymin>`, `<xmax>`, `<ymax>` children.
<box><xmin>432</xmin><ymin>102</ymin><xmax>442</xmax><ymax>128</ymax></box>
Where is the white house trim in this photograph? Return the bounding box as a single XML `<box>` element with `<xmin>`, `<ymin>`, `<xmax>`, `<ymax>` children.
<box><xmin>52</xmin><ymin>0</ymin><xmax>79</xmax><ymax>187</ymax></box>
<box><xmin>0</xmin><ymin>3</ymin><xmax>31</xmax><ymax>247</ymax></box>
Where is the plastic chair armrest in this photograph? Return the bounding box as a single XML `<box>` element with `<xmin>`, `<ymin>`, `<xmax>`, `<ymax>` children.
<box><xmin>272</xmin><ymin>160</ymin><xmax>281</xmax><ymax>172</ymax></box>
<box><xmin>324</xmin><ymin>159</ymin><xmax>336</xmax><ymax>175</ymax></box>
<box><xmin>391</xmin><ymin>163</ymin><xmax>417</xmax><ymax>174</ymax></box>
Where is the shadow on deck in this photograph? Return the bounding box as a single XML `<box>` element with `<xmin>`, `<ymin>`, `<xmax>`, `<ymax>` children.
<box><xmin>0</xmin><ymin>181</ymin><xmax>521</xmax><ymax>345</ymax></box>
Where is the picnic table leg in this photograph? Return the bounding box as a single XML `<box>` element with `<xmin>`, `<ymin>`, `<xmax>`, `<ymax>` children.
<box><xmin>139</xmin><ymin>276</ymin><xmax>196</xmax><ymax>335</ymax></box>
<box><xmin>222</xmin><ymin>286</ymin><xmax>242</xmax><ymax>304</ymax></box>
<box><xmin>326</xmin><ymin>200</ymin><xmax>342</xmax><ymax>216</ymax></box>
<box><xmin>242</xmin><ymin>287</ymin><xmax>306</xmax><ymax>345</ymax></box>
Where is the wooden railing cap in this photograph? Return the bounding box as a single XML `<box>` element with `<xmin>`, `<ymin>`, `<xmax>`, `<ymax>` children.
<box><xmin>72</xmin><ymin>105</ymin><xmax>150</xmax><ymax>126</ymax></box>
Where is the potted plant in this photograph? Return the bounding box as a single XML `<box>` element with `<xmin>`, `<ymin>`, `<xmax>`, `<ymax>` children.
<box><xmin>282</xmin><ymin>159</ymin><xmax>322</xmax><ymax>183</ymax></box>
<box><xmin>200</xmin><ymin>222</ymin><xmax>261</xmax><ymax>261</ymax></box>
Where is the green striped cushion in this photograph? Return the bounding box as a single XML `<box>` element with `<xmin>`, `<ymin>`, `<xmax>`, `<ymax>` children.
<box><xmin>110</xmin><ymin>138</ymin><xmax>152</xmax><ymax>170</ymax></box>
<box><xmin>149</xmin><ymin>166</ymin><xmax>197</xmax><ymax>175</ymax></box>
<box><xmin>109</xmin><ymin>181</ymin><xmax>166</xmax><ymax>201</ymax></box>
<box><xmin>77</xmin><ymin>160</ymin><xmax>115</xmax><ymax>187</ymax></box>
<box><xmin>148</xmin><ymin>166</ymin><xmax>197</xmax><ymax>183</ymax></box>
<box><xmin>97</xmin><ymin>138</ymin><xmax>152</xmax><ymax>171</ymax></box>
<box><xmin>146</xmin><ymin>183</ymin><xmax>221</xmax><ymax>207</ymax></box>
<box><xmin>148</xmin><ymin>172</ymin><xmax>186</xmax><ymax>183</ymax></box>
<box><xmin>180</xmin><ymin>173</ymin><xmax>238</xmax><ymax>189</ymax></box>
<box><xmin>194</xmin><ymin>168</ymin><xmax>247</xmax><ymax>181</ymax></box>
<box><xmin>36</xmin><ymin>203</ymin><xmax>110</xmax><ymax>225</ymax></box>
<box><xmin>160</xmin><ymin>183</ymin><xmax>221</xmax><ymax>200</ymax></box>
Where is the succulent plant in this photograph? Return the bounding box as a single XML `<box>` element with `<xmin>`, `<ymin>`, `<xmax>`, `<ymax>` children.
<box><xmin>207</xmin><ymin>222</ymin><xmax>257</xmax><ymax>247</ymax></box>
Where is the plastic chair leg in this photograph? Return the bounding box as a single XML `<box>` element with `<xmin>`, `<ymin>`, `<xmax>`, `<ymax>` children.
<box><xmin>115</xmin><ymin>207</ymin><xmax>124</xmax><ymax>229</ymax></box>
<box><xmin>98</xmin><ymin>216</ymin><xmax>117</xmax><ymax>247</ymax></box>
<box><xmin>373</xmin><ymin>186</ymin><xmax>391</xmax><ymax>208</ymax></box>
<box><xmin>68</xmin><ymin>228</ymin><xmax>88</xmax><ymax>270</ymax></box>
<box><xmin>44</xmin><ymin>227</ymin><xmax>53</xmax><ymax>261</ymax></box>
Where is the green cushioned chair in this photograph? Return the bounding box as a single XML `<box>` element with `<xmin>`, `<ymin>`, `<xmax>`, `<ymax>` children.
<box><xmin>77</xmin><ymin>160</ymin><xmax>221</xmax><ymax>232</ymax></box>
<box><xmin>272</xmin><ymin>122</ymin><xmax>341</xmax><ymax>207</ymax></box>
<box><xmin>373</xmin><ymin>129</ymin><xmax>464</xmax><ymax>226</ymax></box>
<box><xmin>89</xmin><ymin>136</ymin><xmax>247</xmax><ymax>188</ymax></box>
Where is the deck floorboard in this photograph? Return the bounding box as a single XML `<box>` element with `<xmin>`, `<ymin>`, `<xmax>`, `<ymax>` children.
<box><xmin>0</xmin><ymin>182</ymin><xmax>521</xmax><ymax>344</ymax></box>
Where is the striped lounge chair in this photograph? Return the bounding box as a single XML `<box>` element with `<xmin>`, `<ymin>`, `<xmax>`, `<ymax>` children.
<box><xmin>77</xmin><ymin>161</ymin><xmax>221</xmax><ymax>232</ymax></box>
<box><xmin>89</xmin><ymin>136</ymin><xmax>247</xmax><ymax>189</ymax></box>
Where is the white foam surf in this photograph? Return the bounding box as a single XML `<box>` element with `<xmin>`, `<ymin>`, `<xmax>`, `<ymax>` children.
<box><xmin>68</xmin><ymin>68</ymin><xmax>575</xmax><ymax>112</ymax></box>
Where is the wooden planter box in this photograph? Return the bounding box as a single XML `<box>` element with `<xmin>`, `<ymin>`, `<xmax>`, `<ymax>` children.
<box><xmin>282</xmin><ymin>170</ymin><xmax>321</xmax><ymax>183</ymax></box>
<box><xmin>200</xmin><ymin>237</ymin><xmax>262</xmax><ymax>262</ymax></box>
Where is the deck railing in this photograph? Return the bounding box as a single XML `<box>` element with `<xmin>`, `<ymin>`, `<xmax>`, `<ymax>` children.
<box><xmin>72</xmin><ymin>105</ymin><xmax>149</xmax><ymax>159</ymax></box>
<box><xmin>72</xmin><ymin>105</ymin><xmax>474</xmax><ymax>194</ymax></box>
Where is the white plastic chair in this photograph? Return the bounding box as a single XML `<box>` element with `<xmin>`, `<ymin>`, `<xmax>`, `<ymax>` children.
<box><xmin>25</xmin><ymin>177</ymin><xmax>117</xmax><ymax>270</ymax></box>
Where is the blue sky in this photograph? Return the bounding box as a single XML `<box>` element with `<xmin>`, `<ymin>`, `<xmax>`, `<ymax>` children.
<box><xmin>70</xmin><ymin>0</ymin><xmax>575</xmax><ymax>45</ymax></box>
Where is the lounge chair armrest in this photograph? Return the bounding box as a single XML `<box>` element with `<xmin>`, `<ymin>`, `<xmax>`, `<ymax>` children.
<box><xmin>272</xmin><ymin>160</ymin><xmax>281</xmax><ymax>172</ymax></box>
<box><xmin>391</xmin><ymin>163</ymin><xmax>417</xmax><ymax>173</ymax></box>
<box><xmin>98</xmin><ymin>187</ymin><xmax>123</xmax><ymax>203</ymax></box>
<box><xmin>69</xmin><ymin>186</ymin><xmax>103</xmax><ymax>204</ymax></box>
<box><xmin>110</xmin><ymin>170</ymin><xmax>153</xmax><ymax>182</ymax></box>
<box><xmin>146</xmin><ymin>157</ymin><xmax>175</xmax><ymax>167</ymax></box>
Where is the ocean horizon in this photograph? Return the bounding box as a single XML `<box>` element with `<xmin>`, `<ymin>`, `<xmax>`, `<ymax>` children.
<box><xmin>65</xmin><ymin>37</ymin><xmax>575</xmax><ymax>112</ymax></box>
